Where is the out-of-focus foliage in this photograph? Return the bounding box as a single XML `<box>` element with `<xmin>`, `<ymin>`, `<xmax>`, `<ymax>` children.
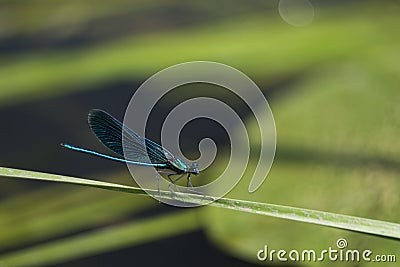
<box><xmin>202</xmin><ymin>4</ymin><xmax>400</xmax><ymax>264</ymax></box>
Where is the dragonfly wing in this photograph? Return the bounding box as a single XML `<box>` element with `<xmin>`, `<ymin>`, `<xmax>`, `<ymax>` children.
<box><xmin>88</xmin><ymin>109</ymin><xmax>169</xmax><ymax>165</ymax></box>
<box><xmin>144</xmin><ymin>135</ymin><xmax>189</xmax><ymax>171</ymax></box>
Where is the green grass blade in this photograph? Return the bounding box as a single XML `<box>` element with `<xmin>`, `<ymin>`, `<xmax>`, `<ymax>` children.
<box><xmin>0</xmin><ymin>192</ymin><xmax>153</xmax><ymax>250</ymax></box>
<box><xmin>0</xmin><ymin>167</ymin><xmax>146</xmax><ymax>195</ymax></box>
<box><xmin>0</xmin><ymin>171</ymin><xmax>155</xmax><ymax>250</ymax></box>
<box><xmin>209</xmin><ymin>198</ymin><xmax>400</xmax><ymax>240</ymax></box>
<box><xmin>0</xmin><ymin>171</ymin><xmax>135</xmax><ymax>226</ymax></box>
<box><xmin>1</xmin><ymin>167</ymin><xmax>399</xmax><ymax>240</ymax></box>
<box><xmin>0</xmin><ymin>210</ymin><xmax>199</xmax><ymax>267</ymax></box>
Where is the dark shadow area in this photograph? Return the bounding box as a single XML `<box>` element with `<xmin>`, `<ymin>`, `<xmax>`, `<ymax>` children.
<box><xmin>55</xmin><ymin>230</ymin><xmax>293</xmax><ymax>267</ymax></box>
<box><xmin>0</xmin><ymin>72</ymin><xmax>303</xmax><ymax>185</ymax></box>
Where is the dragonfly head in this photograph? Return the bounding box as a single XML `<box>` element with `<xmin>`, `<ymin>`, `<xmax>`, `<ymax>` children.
<box><xmin>189</xmin><ymin>162</ymin><xmax>200</xmax><ymax>175</ymax></box>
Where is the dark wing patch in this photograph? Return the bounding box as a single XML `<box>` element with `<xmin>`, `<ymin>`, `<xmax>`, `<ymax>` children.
<box><xmin>88</xmin><ymin>109</ymin><xmax>169</xmax><ymax>165</ymax></box>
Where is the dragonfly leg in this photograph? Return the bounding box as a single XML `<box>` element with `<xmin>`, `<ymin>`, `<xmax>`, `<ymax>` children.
<box><xmin>156</xmin><ymin>173</ymin><xmax>160</xmax><ymax>198</ymax></box>
<box><xmin>186</xmin><ymin>174</ymin><xmax>203</xmax><ymax>195</ymax></box>
<box><xmin>155</xmin><ymin>171</ymin><xmax>180</xmax><ymax>195</ymax></box>
<box><xmin>172</xmin><ymin>173</ymin><xmax>186</xmax><ymax>191</ymax></box>
<box><xmin>158</xmin><ymin>171</ymin><xmax>176</xmax><ymax>175</ymax></box>
<box><xmin>167</xmin><ymin>173</ymin><xmax>182</xmax><ymax>194</ymax></box>
<box><xmin>187</xmin><ymin>174</ymin><xmax>193</xmax><ymax>187</ymax></box>
<box><xmin>167</xmin><ymin>174</ymin><xmax>175</xmax><ymax>184</ymax></box>
<box><xmin>167</xmin><ymin>173</ymin><xmax>203</xmax><ymax>197</ymax></box>
<box><xmin>169</xmin><ymin>173</ymin><xmax>188</xmax><ymax>193</ymax></box>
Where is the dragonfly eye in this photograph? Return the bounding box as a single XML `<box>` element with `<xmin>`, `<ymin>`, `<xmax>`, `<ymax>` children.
<box><xmin>192</xmin><ymin>162</ymin><xmax>199</xmax><ymax>175</ymax></box>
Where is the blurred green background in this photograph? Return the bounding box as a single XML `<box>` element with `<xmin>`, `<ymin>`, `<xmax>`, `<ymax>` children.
<box><xmin>0</xmin><ymin>0</ymin><xmax>399</xmax><ymax>266</ymax></box>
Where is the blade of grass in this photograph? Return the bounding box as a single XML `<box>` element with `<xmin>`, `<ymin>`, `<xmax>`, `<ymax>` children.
<box><xmin>0</xmin><ymin>192</ymin><xmax>154</xmax><ymax>250</ymax></box>
<box><xmin>0</xmin><ymin>171</ymin><xmax>155</xmax><ymax>250</ymax></box>
<box><xmin>0</xmin><ymin>171</ymin><xmax>125</xmax><ymax>218</ymax></box>
<box><xmin>0</xmin><ymin>210</ymin><xmax>200</xmax><ymax>267</ymax></box>
<box><xmin>1</xmin><ymin>167</ymin><xmax>399</xmax><ymax>240</ymax></box>
<box><xmin>0</xmin><ymin>167</ymin><xmax>146</xmax><ymax>194</ymax></box>
<box><xmin>0</xmin><ymin>172</ymin><xmax>152</xmax><ymax>227</ymax></box>
<box><xmin>0</xmin><ymin>170</ymin><xmax>154</xmax><ymax>249</ymax></box>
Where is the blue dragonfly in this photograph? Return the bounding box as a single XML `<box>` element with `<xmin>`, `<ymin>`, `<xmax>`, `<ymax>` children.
<box><xmin>62</xmin><ymin>109</ymin><xmax>199</xmax><ymax>190</ymax></box>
